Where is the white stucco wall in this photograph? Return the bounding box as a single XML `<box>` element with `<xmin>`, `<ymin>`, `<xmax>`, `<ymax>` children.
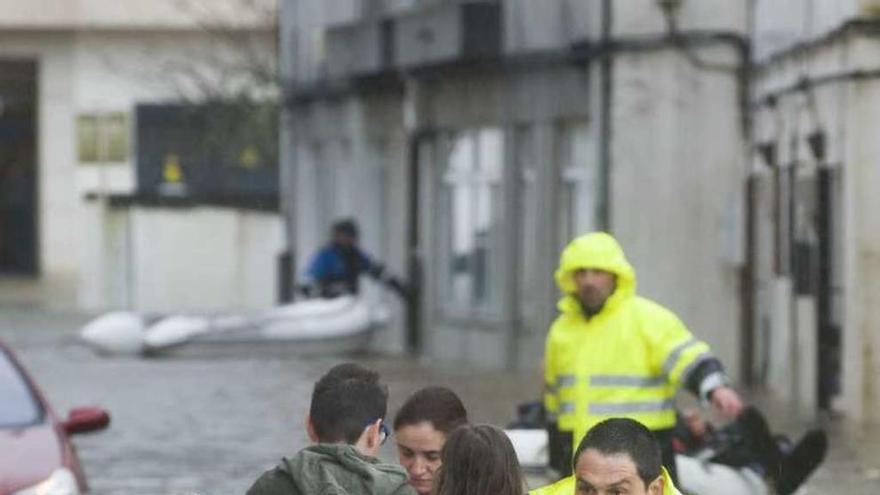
<box><xmin>752</xmin><ymin>0</ymin><xmax>868</xmax><ymax>61</ymax></box>
<box><xmin>611</xmin><ymin>45</ymin><xmax>746</xmax><ymax>380</ymax></box>
<box><xmin>845</xmin><ymin>73</ymin><xmax>880</xmax><ymax>422</ymax></box>
<box><xmin>81</xmin><ymin>204</ymin><xmax>283</xmax><ymax>312</ymax></box>
<box><xmin>612</xmin><ymin>0</ymin><xmax>747</xmax><ymax>38</ymax></box>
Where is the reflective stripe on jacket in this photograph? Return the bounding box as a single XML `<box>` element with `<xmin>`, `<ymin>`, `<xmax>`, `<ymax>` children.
<box><xmin>544</xmin><ymin>233</ymin><xmax>715</xmax><ymax>447</ymax></box>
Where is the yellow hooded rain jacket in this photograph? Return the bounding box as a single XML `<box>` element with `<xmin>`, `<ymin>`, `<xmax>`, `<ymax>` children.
<box><xmin>544</xmin><ymin>233</ymin><xmax>715</xmax><ymax>449</ymax></box>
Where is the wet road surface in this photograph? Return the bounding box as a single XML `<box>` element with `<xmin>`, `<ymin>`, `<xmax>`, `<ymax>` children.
<box><xmin>0</xmin><ymin>308</ymin><xmax>539</xmax><ymax>494</ymax></box>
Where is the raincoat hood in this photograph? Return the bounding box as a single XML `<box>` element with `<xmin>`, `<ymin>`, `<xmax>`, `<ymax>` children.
<box><xmin>281</xmin><ymin>444</ymin><xmax>413</xmax><ymax>495</ymax></box>
<box><xmin>555</xmin><ymin>232</ymin><xmax>636</xmax><ymax>315</ymax></box>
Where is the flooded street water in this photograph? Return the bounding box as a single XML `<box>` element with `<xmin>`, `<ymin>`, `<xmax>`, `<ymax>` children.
<box><xmin>2</xmin><ymin>307</ymin><xmax>878</xmax><ymax>494</ymax></box>
<box><xmin>0</xmin><ymin>308</ymin><xmax>540</xmax><ymax>494</ymax></box>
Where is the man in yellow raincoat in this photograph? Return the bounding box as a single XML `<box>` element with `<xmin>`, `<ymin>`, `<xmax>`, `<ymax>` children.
<box><xmin>544</xmin><ymin>233</ymin><xmax>743</xmax><ymax>482</ymax></box>
<box><xmin>533</xmin><ymin>418</ymin><xmax>681</xmax><ymax>495</ymax></box>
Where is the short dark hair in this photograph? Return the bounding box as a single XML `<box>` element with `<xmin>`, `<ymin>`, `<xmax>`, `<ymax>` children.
<box><xmin>312</xmin><ymin>362</ymin><xmax>378</xmax><ymax>398</ymax></box>
<box><xmin>573</xmin><ymin>418</ymin><xmax>662</xmax><ymax>488</ymax></box>
<box><xmin>434</xmin><ymin>424</ymin><xmax>525</xmax><ymax>495</ymax></box>
<box><xmin>309</xmin><ymin>363</ymin><xmax>388</xmax><ymax>444</ymax></box>
<box><xmin>332</xmin><ymin>219</ymin><xmax>359</xmax><ymax>239</ymax></box>
<box><xmin>393</xmin><ymin>386</ymin><xmax>468</xmax><ymax>434</ymax></box>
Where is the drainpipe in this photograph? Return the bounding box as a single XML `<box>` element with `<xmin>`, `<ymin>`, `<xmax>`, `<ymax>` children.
<box><xmin>809</xmin><ymin>129</ymin><xmax>837</xmax><ymax>411</ymax></box>
<box><xmin>741</xmin><ymin>0</ymin><xmax>758</xmax><ymax>388</ymax></box>
<box><xmin>598</xmin><ymin>0</ymin><xmax>613</xmax><ymax>231</ymax></box>
<box><xmin>743</xmin><ymin>173</ymin><xmax>758</xmax><ymax>386</ymax></box>
<box><xmin>405</xmin><ymin>129</ymin><xmax>424</xmax><ymax>355</ymax></box>
<box><xmin>403</xmin><ymin>79</ymin><xmax>424</xmax><ymax>356</ymax></box>
<box><xmin>279</xmin><ymin>0</ymin><xmax>298</xmax><ymax>302</ymax></box>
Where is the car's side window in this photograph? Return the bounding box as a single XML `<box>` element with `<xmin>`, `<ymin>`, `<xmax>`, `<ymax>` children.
<box><xmin>0</xmin><ymin>350</ymin><xmax>44</xmax><ymax>427</ymax></box>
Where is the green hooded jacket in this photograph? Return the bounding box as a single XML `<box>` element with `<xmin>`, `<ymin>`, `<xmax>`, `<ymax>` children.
<box><xmin>246</xmin><ymin>444</ymin><xmax>417</xmax><ymax>495</ymax></box>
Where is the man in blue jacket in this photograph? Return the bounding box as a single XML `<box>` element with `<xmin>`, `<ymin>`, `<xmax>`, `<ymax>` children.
<box><xmin>300</xmin><ymin>219</ymin><xmax>407</xmax><ymax>299</ymax></box>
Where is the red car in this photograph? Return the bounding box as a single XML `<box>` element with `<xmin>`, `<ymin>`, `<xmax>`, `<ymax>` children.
<box><xmin>0</xmin><ymin>341</ymin><xmax>109</xmax><ymax>495</ymax></box>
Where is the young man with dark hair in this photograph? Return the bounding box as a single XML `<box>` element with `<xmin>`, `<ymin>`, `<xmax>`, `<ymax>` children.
<box><xmin>246</xmin><ymin>363</ymin><xmax>416</xmax><ymax>495</ymax></box>
<box><xmin>311</xmin><ymin>361</ymin><xmax>380</xmax><ymax>399</ymax></box>
<box><xmin>573</xmin><ymin>418</ymin><xmax>671</xmax><ymax>494</ymax></box>
<box><xmin>532</xmin><ymin>418</ymin><xmax>680</xmax><ymax>495</ymax></box>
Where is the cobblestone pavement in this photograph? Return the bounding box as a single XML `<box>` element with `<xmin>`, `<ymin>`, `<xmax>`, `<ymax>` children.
<box><xmin>1</xmin><ymin>307</ymin><xmax>878</xmax><ymax>494</ymax></box>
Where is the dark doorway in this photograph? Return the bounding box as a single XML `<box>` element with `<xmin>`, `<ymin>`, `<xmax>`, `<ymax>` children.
<box><xmin>816</xmin><ymin>167</ymin><xmax>841</xmax><ymax>410</ymax></box>
<box><xmin>0</xmin><ymin>60</ymin><xmax>38</xmax><ymax>275</ymax></box>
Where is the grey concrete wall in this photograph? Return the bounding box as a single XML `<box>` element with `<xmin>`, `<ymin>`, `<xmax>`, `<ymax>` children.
<box><xmin>504</xmin><ymin>0</ymin><xmax>597</xmax><ymax>52</ymax></box>
<box><xmin>283</xmin><ymin>0</ymin><xmax>360</xmax><ymax>84</ymax></box>
<box><xmin>413</xmin><ymin>67</ymin><xmax>595</xmax><ymax>369</ymax></box>
<box><xmin>417</xmin><ymin>66</ymin><xmax>590</xmax><ymax>128</ymax></box>
<box><xmin>285</xmin><ymin>0</ymin><xmax>596</xmax><ymax>85</ymax></box>
<box><xmin>291</xmin><ymin>93</ymin><xmax>410</xmax><ymax>354</ymax></box>
<box><xmin>280</xmin><ymin>0</ymin><xmax>750</xmax><ymax>374</ymax></box>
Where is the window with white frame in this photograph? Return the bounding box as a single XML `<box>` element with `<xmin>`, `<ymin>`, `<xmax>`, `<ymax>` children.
<box><xmin>557</xmin><ymin>120</ymin><xmax>599</xmax><ymax>247</ymax></box>
<box><xmin>440</xmin><ymin>128</ymin><xmax>505</xmax><ymax>314</ymax></box>
<box><xmin>77</xmin><ymin>112</ymin><xmax>129</xmax><ymax>163</ymax></box>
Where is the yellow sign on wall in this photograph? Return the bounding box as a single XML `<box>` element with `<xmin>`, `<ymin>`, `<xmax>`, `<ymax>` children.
<box><xmin>239</xmin><ymin>146</ymin><xmax>260</xmax><ymax>169</ymax></box>
<box><xmin>163</xmin><ymin>154</ymin><xmax>183</xmax><ymax>183</ymax></box>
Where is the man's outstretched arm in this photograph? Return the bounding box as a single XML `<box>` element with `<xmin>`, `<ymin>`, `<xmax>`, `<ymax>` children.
<box><xmin>683</xmin><ymin>357</ymin><xmax>744</xmax><ymax>418</ymax></box>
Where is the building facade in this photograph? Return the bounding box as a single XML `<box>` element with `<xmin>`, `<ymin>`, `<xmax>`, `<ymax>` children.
<box><xmin>0</xmin><ymin>0</ymin><xmax>281</xmax><ymax>311</ymax></box>
<box><xmin>280</xmin><ymin>0</ymin><xmax>749</xmax><ymax>366</ymax></box>
<box><xmin>751</xmin><ymin>0</ymin><xmax>880</xmax><ymax>421</ymax></box>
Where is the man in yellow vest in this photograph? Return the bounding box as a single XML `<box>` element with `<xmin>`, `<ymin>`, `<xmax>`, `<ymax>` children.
<box><xmin>544</xmin><ymin>233</ymin><xmax>743</xmax><ymax>482</ymax></box>
<box><xmin>533</xmin><ymin>418</ymin><xmax>681</xmax><ymax>495</ymax></box>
